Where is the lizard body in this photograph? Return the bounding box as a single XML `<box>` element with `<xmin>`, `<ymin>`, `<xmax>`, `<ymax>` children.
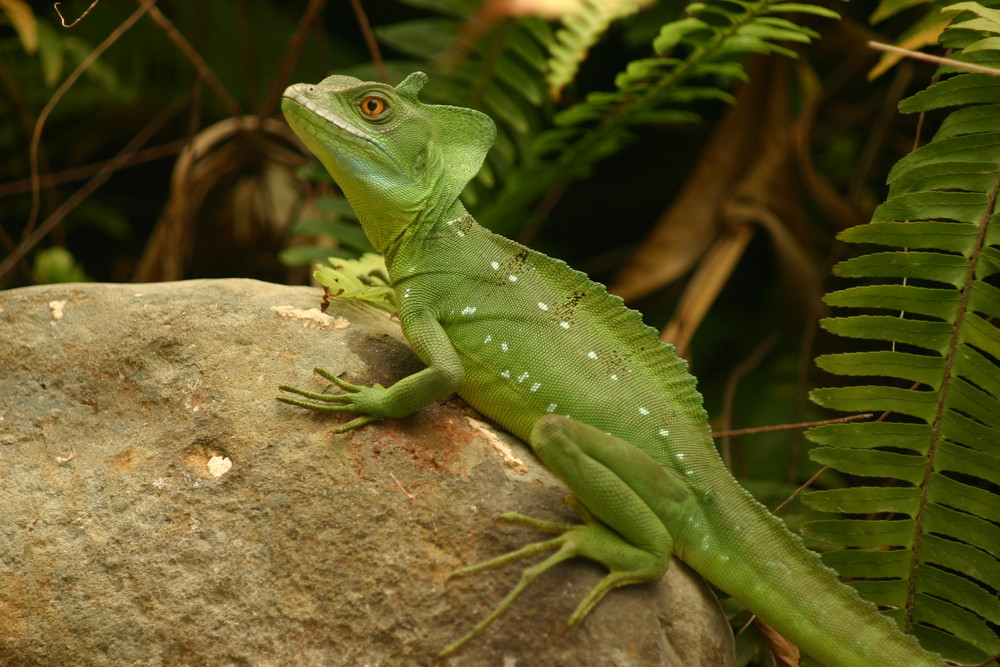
<box><xmin>279</xmin><ymin>71</ymin><xmax>945</xmax><ymax>666</ymax></box>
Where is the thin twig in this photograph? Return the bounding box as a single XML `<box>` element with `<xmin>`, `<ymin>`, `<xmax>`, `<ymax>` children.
<box><xmin>771</xmin><ymin>465</ymin><xmax>828</xmax><ymax>515</ymax></box>
<box><xmin>54</xmin><ymin>0</ymin><xmax>102</xmax><ymax>27</ymax></box>
<box><xmin>2</xmin><ymin>92</ymin><xmax>187</xmax><ymax>281</ymax></box>
<box><xmin>712</xmin><ymin>413</ymin><xmax>874</xmax><ymax>438</ymax></box>
<box><xmin>390</xmin><ymin>472</ymin><xmax>415</xmax><ymax>500</ymax></box>
<box><xmin>25</xmin><ymin>0</ymin><xmax>156</xmax><ymax>241</ymax></box>
<box><xmin>350</xmin><ymin>0</ymin><xmax>387</xmax><ymax>83</ymax></box>
<box><xmin>868</xmin><ymin>40</ymin><xmax>1000</xmax><ymax>77</ymax></box>
<box><xmin>719</xmin><ymin>334</ymin><xmax>777</xmax><ymax>469</ymax></box>
<box><xmin>144</xmin><ymin>1</ymin><xmax>242</xmax><ymax>117</ymax></box>
<box><xmin>0</xmin><ymin>139</ymin><xmax>188</xmax><ymax>197</ymax></box>
<box><xmin>258</xmin><ymin>0</ymin><xmax>328</xmax><ymax>119</ymax></box>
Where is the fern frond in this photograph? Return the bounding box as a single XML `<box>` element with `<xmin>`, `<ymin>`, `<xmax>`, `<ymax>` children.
<box><xmin>480</xmin><ymin>0</ymin><xmax>839</xmax><ymax>232</ymax></box>
<box><xmin>804</xmin><ymin>4</ymin><xmax>1000</xmax><ymax>663</ymax></box>
<box><xmin>547</xmin><ymin>0</ymin><xmax>654</xmax><ymax>99</ymax></box>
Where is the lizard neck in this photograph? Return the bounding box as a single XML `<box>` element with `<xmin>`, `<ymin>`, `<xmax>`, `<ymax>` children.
<box><xmin>354</xmin><ymin>175</ymin><xmax>469</xmax><ymax>257</ymax></box>
<box><xmin>381</xmin><ymin>204</ymin><xmax>473</xmax><ymax>279</ymax></box>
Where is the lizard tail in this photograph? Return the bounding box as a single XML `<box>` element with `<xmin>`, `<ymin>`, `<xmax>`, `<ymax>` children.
<box><xmin>677</xmin><ymin>476</ymin><xmax>944</xmax><ymax>667</ymax></box>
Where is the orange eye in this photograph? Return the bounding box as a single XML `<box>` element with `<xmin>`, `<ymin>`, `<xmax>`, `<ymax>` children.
<box><xmin>360</xmin><ymin>96</ymin><xmax>386</xmax><ymax>117</ymax></box>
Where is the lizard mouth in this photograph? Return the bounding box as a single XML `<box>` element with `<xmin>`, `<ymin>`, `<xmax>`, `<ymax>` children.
<box><xmin>281</xmin><ymin>84</ymin><xmax>402</xmax><ymax>168</ymax></box>
<box><xmin>282</xmin><ymin>88</ymin><xmax>376</xmax><ymax>145</ymax></box>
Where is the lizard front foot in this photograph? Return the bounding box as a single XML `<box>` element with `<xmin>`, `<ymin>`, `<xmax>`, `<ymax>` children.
<box><xmin>277</xmin><ymin>367</ymin><xmax>385</xmax><ymax>432</ymax></box>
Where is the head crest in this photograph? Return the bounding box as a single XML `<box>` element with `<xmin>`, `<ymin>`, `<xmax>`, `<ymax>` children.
<box><xmin>396</xmin><ymin>72</ymin><xmax>496</xmax><ymax>196</ymax></box>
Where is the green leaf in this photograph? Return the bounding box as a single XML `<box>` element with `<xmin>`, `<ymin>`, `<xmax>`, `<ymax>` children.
<box><xmin>803</xmin><ymin>519</ymin><xmax>916</xmax><ymax>547</ymax></box>
<box><xmin>763</xmin><ymin>2</ymin><xmax>841</xmax><ymax>19</ymax></box>
<box><xmin>652</xmin><ymin>16</ymin><xmax>711</xmax><ymax>53</ymax></box>
<box><xmin>811</xmin><ymin>385</ymin><xmax>938</xmax><ymax>421</ymax></box>
<box><xmin>888</xmin><ymin>133</ymin><xmax>1000</xmax><ymax>186</ymax></box>
<box><xmin>870</xmin><ymin>0</ymin><xmax>931</xmax><ymax>23</ymax></box>
<box><xmin>290</xmin><ymin>218</ymin><xmax>372</xmax><ymax>252</ymax></box>
<box><xmin>815</xmin><ymin>350</ymin><xmax>943</xmax><ymax>387</ymax></box>
<box><xmin>964</xmin><ymin>35</ymin><xmax>1000</xmax><ymax>51</ymax></box>
<box><xmin>872</xmin><ymin>191</ymin><xmax>989</xmax><ymax>225</ymax></box>
<box><xmin>375</xmin><ymin>18</ymin><xmax>457</xmax><ymax>59</ymax></box>
<box><xmin>935</xmin><ymin>104</ymin><xmax>1000</xmax><ymax>138</ymax></box>
<box><xmin>821</xmin><ymin>547</ymin><xmax>911</xmax><ymax>579</ymax></box>
<box><xmin>918</xmin><ymin>567</ymin><xmax>1000</xmax><ymax>625</ymax></box>
<box><xmin>900</xmin><ymin>73</ymin><xmax>1000</xmax><ymax>113</ymax></box>
<box><xmin>943</xmin><ymin>1</ymin><xmax>1000</xmax><ymax>26</ymax></box>
<box><xmin>31</xmin><ymin>246</ymin><xmax>90</xmax><ymax>284</ymax></box>
<box><xmin>802</xmin><ymin>486</ymin><xmax>920</xmax><ymax>515</ymax></box>
<box><xmin>279</xmin><ymin>245</ymin><xmax>357</xmax><ymax>266</ymax></box>
<box><xmin>839</xmin><ymin>221</ymin><xmax>980</xmax><ymax>254</ymax></box>
<box><xmin>809</xmin><ymin>445</ymin><xmax>926</xmax><ymax>483</ymax></box>
<box><xmin>820</xmin><ymin>315</ymin><xmax>952</xmax><ymax>352</ymax></box>
<box><xmin>315</xmin><ymin>196</ymin><xmax>357</xmax><ymax>218</ymax></box>
<box><xmin>313</xmin><ymin>253</ymin><xmax>395</xmax><ymax>312</ymax></box>
<box><xmin>806</xmin><ymin>421</ymin><xmax>931</xmax><ymax>450</ymax></box>
<box><xmin>823</xmin><ymin>284</ymin><xmax>959</xmax><ymax>320</ymax></box>
<box><xmin>833</xmin><ymin>251</ymin><xmax>969</xmax><ymax>287</ymax></box>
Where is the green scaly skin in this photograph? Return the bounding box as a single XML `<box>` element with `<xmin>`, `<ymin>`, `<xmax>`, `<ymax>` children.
<box><xmin>278</xmin><ymin>72</ymin><xmax>945</xmax><ymax>666</ymax></box>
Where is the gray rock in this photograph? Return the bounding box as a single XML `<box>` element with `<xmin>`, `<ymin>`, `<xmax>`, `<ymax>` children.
<box><xmin>0</xmin><ymin>279</ymin><xmax>734</xmax><ymax>666</ymax></box>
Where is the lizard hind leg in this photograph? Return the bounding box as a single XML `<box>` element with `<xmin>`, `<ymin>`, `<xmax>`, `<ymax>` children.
<box><xmin>439</xmin><ymin>509</ymin><xmax>669</xmax><ymax>658</ymax></box>
<box><xmin>439</xmin><ymin>416</ymin><xmax>677</xmax><ymax>658</ymax></box>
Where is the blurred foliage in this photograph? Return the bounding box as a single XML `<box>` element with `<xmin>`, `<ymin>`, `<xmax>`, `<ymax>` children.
<box><xmin>31</xmin><ymin>245</ymin><xmax>89</xmax><ymax>283</ymax></box>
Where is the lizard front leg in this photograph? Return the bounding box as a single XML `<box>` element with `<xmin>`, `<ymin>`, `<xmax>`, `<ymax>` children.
<box><xmin>440</xmin><ymin>415</ymin><xmax>694</xmax><ymax>658</ymax></box>
<box><xmin>279</xmin><ymin>309</ymin><xmax>464</xmax><ymax>432</ymax></box>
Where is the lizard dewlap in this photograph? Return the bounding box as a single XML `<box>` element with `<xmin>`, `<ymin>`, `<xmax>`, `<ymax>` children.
<box><xmin>278</xmin><ymin>72</ymin><xmax>945</xmax><ymax>666</ymax></box>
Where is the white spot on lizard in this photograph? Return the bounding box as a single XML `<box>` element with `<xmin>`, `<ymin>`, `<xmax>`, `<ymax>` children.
<box><xmin>500</xmin><ymin>370</ymin><xmax>511</xmax><ymax>378</ymax></box>
<box><xmin>490</xmin><ymin>261</ymin><xmax>500</xmax><ymax>270</ymax></box>
<box><xmin>508</xmin><ymin>275</ymin><xmax>518</xmax><ymax>282</ymax></box>
<box><xmin>659</xmin><ymin>429</ymin><xmax>670</xmax><ymax>437</ymax></box>
<box><xmin>516</xmin><ymin>372</ymin><xmax>529</xmax><ymax>383</ymax></box>
<box><xmin>500</xmin><ymin>342</ymin><xmax>509</xmax><ymax>352</ymax></box>
<box><xmin>546</xmin><ymin>403</ymin><xmax>557</xmax><ymax>413</ymax></box>
<box><xmin>638</xmin><ymin>407</ymin><xmax>650</xmax><ymax>416</ymax></box>
<box><xmin>529</xmin><ymin>383</ymin><xmax>541</xmax><ymax>392</ymax></box>
<box><xmin>537</xmin><ymin>302</ymin><xmax>549</xmax><ymax>311</ymax></box>
<box><xmin>483</xmin><ymin>334</ymin><xmax>493</xmax><ymax>344</ymax></box>
<box><xmin>559</xmin><ymin>321</ymin><xmax>570</xmax><ymax>329</ymax></box>
<box><xmin>587</xmin><ymin>351</ymin><xmax>598</xmax><ymax>360</ymax></box>
<box><xmin>460</xmin><ymin>306</ymin><xmax>477</xmax><ymax>315</ymax></box>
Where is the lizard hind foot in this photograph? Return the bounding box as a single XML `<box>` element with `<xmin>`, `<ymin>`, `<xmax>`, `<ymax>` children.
<box><xmin>439</xmin><ymin>534</ymin><xmax>579</xmax><ymax>659</ymax></box>
<box><xmin>439</xmin><ymin>510</ymin><xmax>668</xmax><ymax>658</ymax></box>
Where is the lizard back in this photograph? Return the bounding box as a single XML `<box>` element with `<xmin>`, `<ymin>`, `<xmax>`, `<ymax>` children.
<box><xmin>390</xmin><ymin>214</ymin><xmax>716</xmax><ymax>476</ymax></box>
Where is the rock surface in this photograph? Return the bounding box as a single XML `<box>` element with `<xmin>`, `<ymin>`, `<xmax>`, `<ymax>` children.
<box><xmin>0</xmin><ymin>279</ymin><xmax>734</xmax><ymax>666</ymax></box>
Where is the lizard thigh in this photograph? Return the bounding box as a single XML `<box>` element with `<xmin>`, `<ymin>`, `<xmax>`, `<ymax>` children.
<box><xmin>529</xmin><ymin>414</ymin><xmax>677</xmax><ymax>568</ymax></box>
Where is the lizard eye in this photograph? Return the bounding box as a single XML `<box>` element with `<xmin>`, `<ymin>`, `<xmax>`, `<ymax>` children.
<box><xmin>360</xmin><ymin>96</ymin><xmax>387</xmax><ymax>117</ymax></box>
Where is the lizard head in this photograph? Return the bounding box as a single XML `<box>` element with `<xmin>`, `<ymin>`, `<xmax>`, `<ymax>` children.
<box><xmin>281</xmin><ymin>72</ymin><xmax>496</xmax><ymax>251</ymax></box>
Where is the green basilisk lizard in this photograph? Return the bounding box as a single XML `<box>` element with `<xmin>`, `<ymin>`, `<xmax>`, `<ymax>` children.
<box><xmin>278</xmin><ymin>71</ymin><xmax>946</xmax><ymax>666</ymax></box>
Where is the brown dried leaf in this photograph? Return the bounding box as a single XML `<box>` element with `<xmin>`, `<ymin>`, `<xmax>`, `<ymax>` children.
<box><xmin>758</xmin><ymin>619</ymin><xmax>801</xmax><ymax>666</ymax></box>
